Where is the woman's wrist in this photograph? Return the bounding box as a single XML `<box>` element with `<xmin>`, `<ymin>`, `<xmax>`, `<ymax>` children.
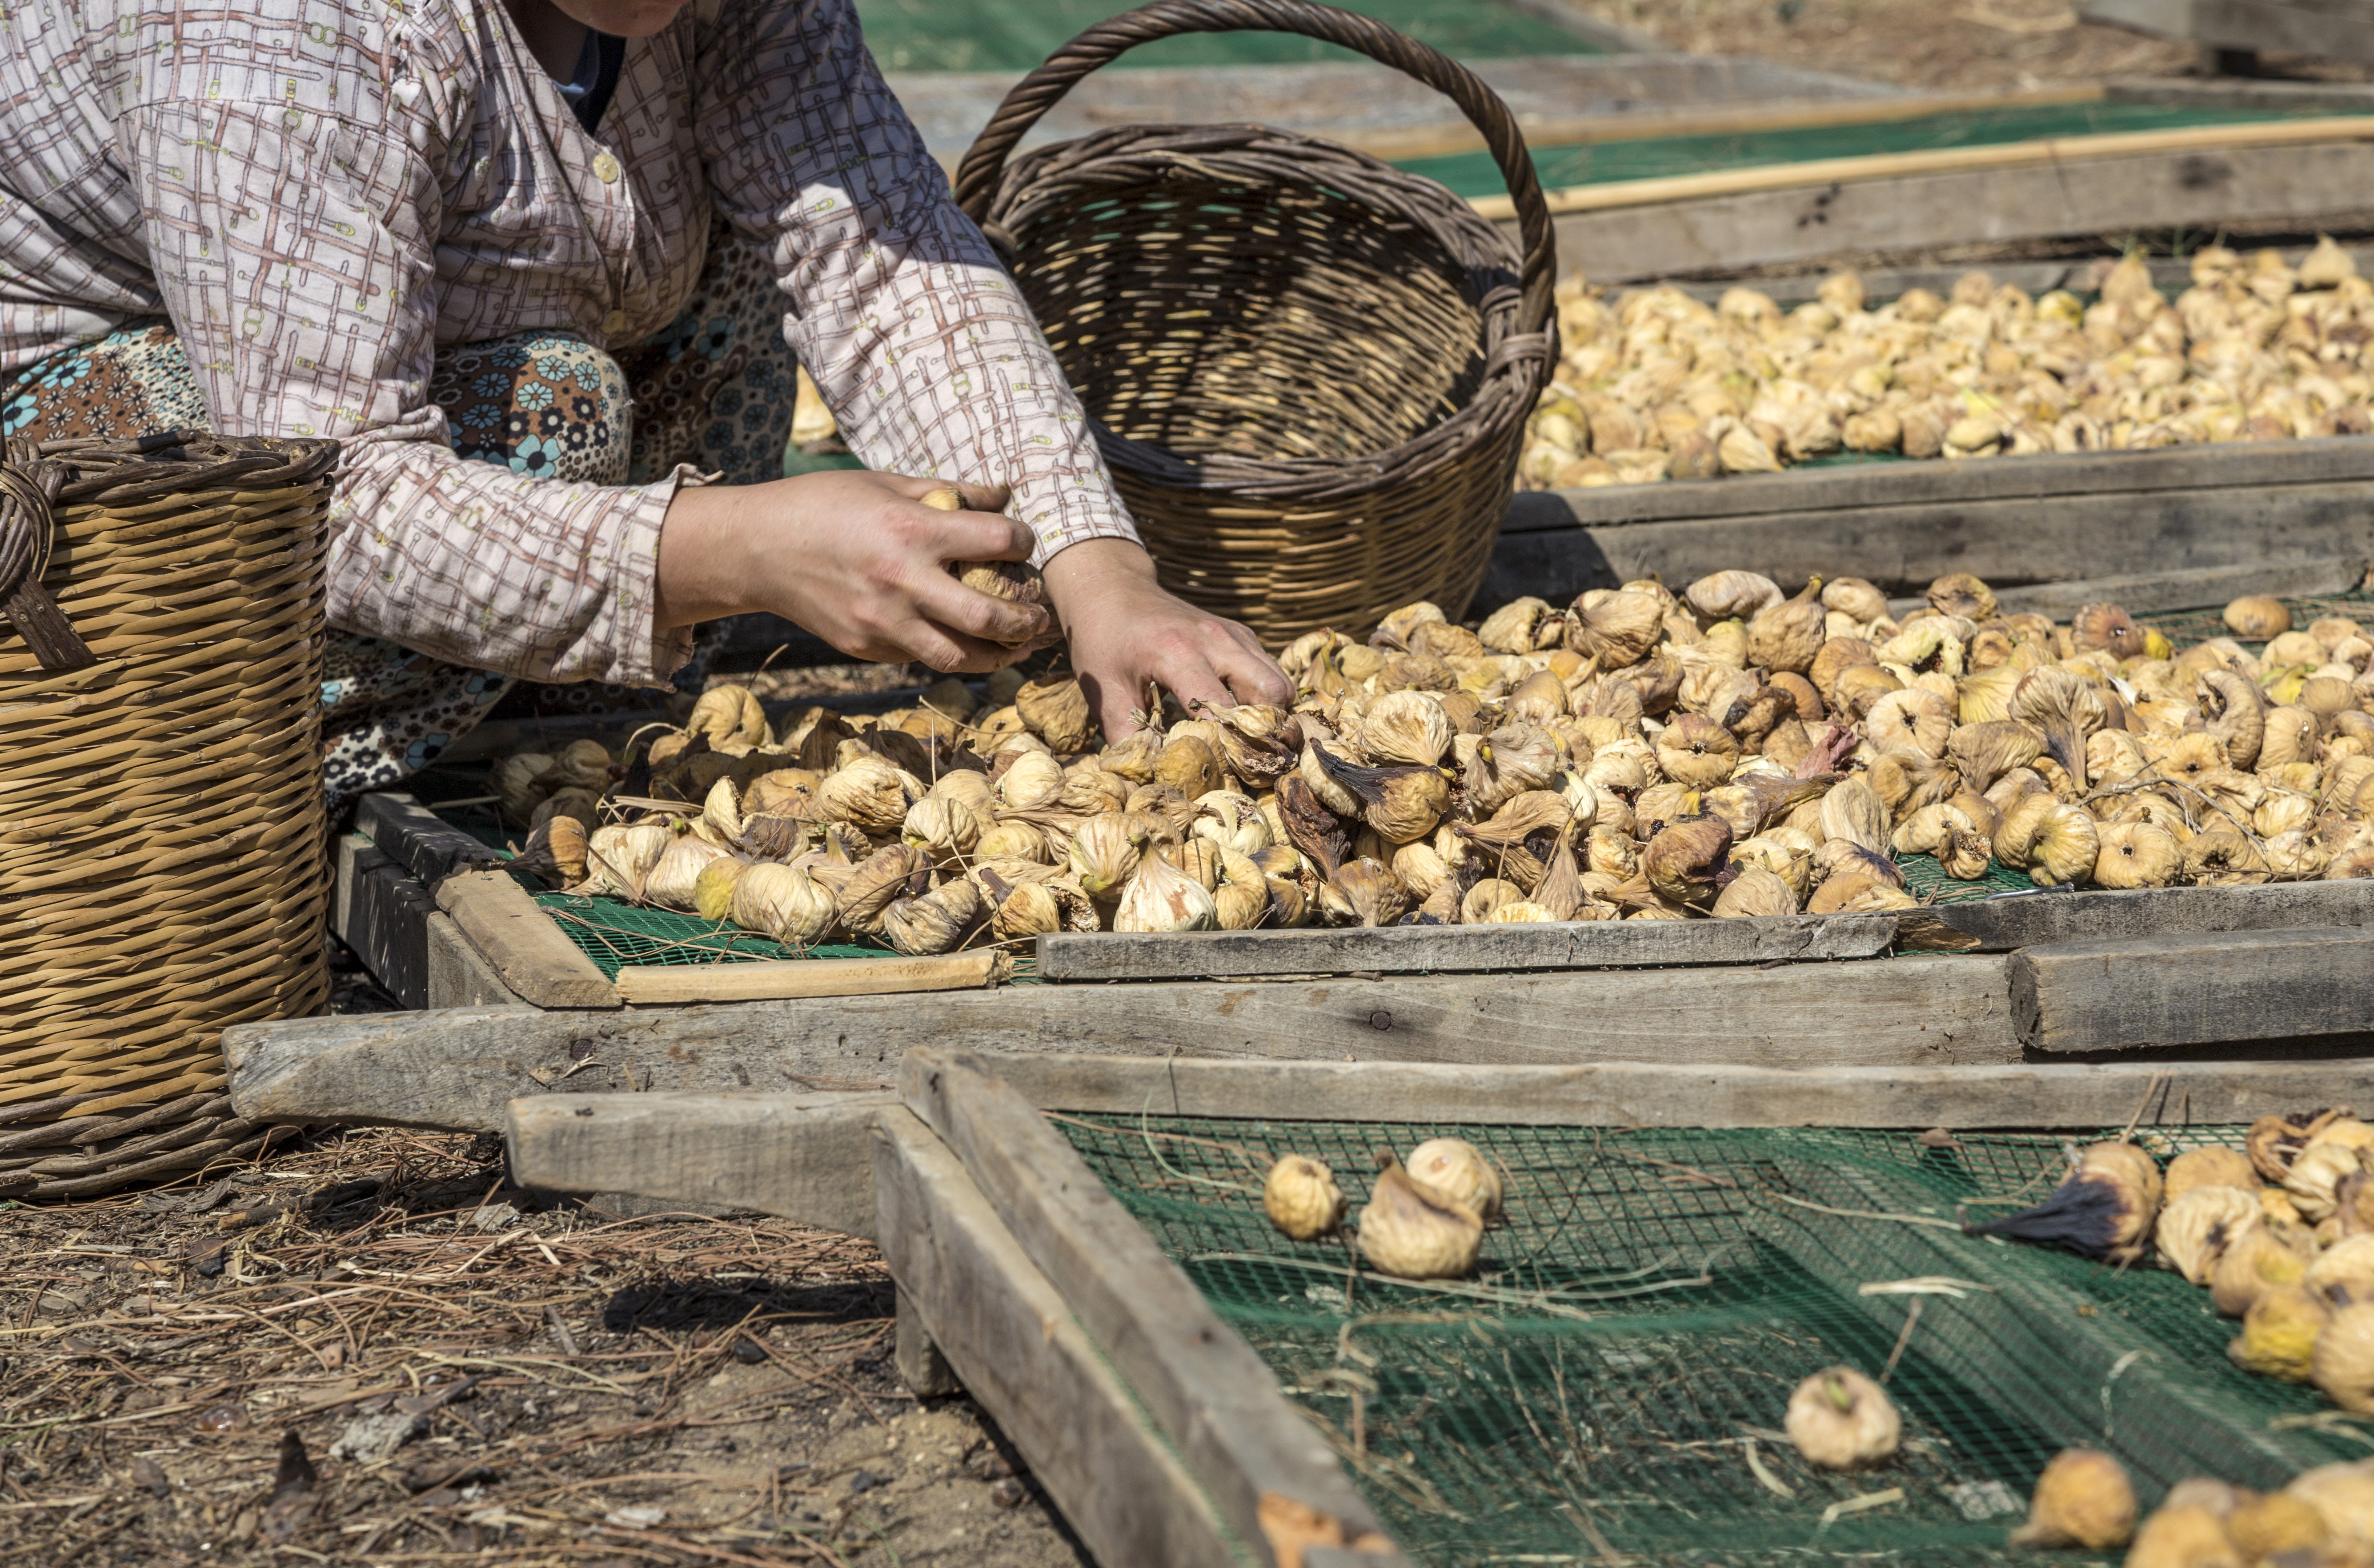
<box><xmin>654</xmin><ymin>480</ymin><xmax>763</xmax><ymax>629</ymax></box>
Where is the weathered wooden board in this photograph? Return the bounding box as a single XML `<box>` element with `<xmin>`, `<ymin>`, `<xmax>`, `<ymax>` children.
<box><xmin>1931</xmin><ymin>879</ymin><xmax>2374</xmax><ymax>952</ymax></box>
<box><xmin>1531</xmin><ymin>436</ymin><xmax>2374</xmax><ymax>529</ymax></box>
<box><xmin>1038</xmin><ymin>881</ymin><xmax>2374</xmax><ymax>979</ymax></box>
<box><xmin>332</xmin><ymin>834</ymin><xmax>525</xmax><ymax>1012</ymax></box>
<box><xmin>1527</xmin><ymin>140</ymin><xmax>2374</xmax><ymax>282</ymax></box>
<box><xmin>1037</xmin><ymin>912</ymin><xmax>1901</xmax><ymax>980</ymax></box>
<box><xmin>433</xmin><ymin>870</ymin><xmax>621</xmax><ymax>1011</ymax></box>
<box><xmin>2013</xmin><ymin>924</ymin><xmax>2374</xmax><ymax>1052</ymax></box>
<box><xmin>504</xmin><ymin>1090</ymin><xmax>890</xmax><ymax>1237</ymax></box>
<box><xmin>871</xmin><ymin>1109</ymin><xmax>1254</xmax><ymax>1568</ymax></box>
<box><xmin>2086</xmin><ymin>0</ymin><xmax>2374</xmax><ymax>68</ymax></box>
<box><xmin>970</xmin><ymin>1052</ymin><xmax>2374</xmax><ymax>1129</ymax></box>
<box><xmin>498</xmin><ymin>1056</ymin><xmax>2374</xmax><ymax>1228</ymax></box>
<box><xmin>226</xmin><ymin>954</ymin><xmax>2021</xmax><ymax>1130</ymax></box>
<box><xmin>355</xmin><ymin>791</ymin><xmax>505</xmax><ymax>884</ymax></box>
<box><xmin>1484</xmin><ymin>451</ymin><xmax>2374</xmax><ymax>605</ymax></box>
<box><xmin>904</xmin><ymin>1050</ymin><xmax>1393</xmax><ymax>1567</ymax></box>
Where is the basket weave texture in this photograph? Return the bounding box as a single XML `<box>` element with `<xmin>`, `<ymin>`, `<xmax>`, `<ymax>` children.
<box><xmin>0</xmin><ymin>433</ymin><xmax>338</xmax><ymax>1199</ymax></box>
<box><xmin>955</xmin><ymin>0</ymin><xmax>1557</xmax><ymax>649</ymax></box>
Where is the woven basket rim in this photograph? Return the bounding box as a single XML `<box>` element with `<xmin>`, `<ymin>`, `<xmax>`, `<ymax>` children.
<box><xmin>986</xmin><ymin>121</ymin><xmax>1554</xmax><ymax>504</ymax></box>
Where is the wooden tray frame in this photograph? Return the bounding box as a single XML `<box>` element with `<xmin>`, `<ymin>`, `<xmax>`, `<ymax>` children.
<box><xmin>493</xmin><ymin>1046</ymin><xmax>2374</xmax><ymax>1568</ymax></box>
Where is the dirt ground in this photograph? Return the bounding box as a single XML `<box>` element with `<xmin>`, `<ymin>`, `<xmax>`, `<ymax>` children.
<box><xmin>0</xmin><ymin>1122</ymin><xmax>1092</xmax><ymax>1568</ymax></box>
<box><xmin>1574</xmin><ymin>0</ymin><xmax>2369</xmax><ymax>89</ymax></box>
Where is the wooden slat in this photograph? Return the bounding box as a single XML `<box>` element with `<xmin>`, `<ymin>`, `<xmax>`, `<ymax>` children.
<box><xmin>967</xmin><ymin>1052</ymin><xmax>2374</xmax><ymax>1128</ymax></box>
<box><xmin>355</xmin><ymin>790</ymin><xmax>505</xmax><ymax>884</ymax></box>
<box><xmin>433</xmin><ymin>870</ymin><xmax>622</xmax><ymax>1011</ymax></box>
<box><xmin>871</xmin><ymin>1109</ymin><xmax>1252</xmax><ymax>1568</ymax></box>
<box><xmin>902</xmin><ymin>1049</ymin><xmax>1394</xmax><ymax>1567</ymax></box>
<box><xmin>1036</xmin><ymin>913</ymin><xmax>1899</xmax><ymax>981</ymax></box>
<box><xmin>613</xmin><ymin>949</ymin><xmax>1010</xmax><ymax>1004</ymax></box>
<box><xmin>1929</xmin><ymin>879</ymin><xmax>2374</xmax><ymax>952</ymax></box>
<box><xmin>1515</xmin><ymin>438</ymin><xmax>2374</xmax><ymax>531</ymax></box>
<box><xmin>1525</xmin><ymin>140</ymin><xmax>2374</xmax><ymax>284</ymax></box>
<box><xmin>2013</xmin><ymin>924</ymin><xmax>2374</xmax><ymax>1052</ymax></box>
<box><xmin>333</xmin><ymin>833</ymin><xmax>436</xmax><ymax>1011</ymax></box>
<box><xmin>1481</xmin><ymin>479</ymin><xmax>2374</xmax><ymax>607</ymax></box>
<box><xmin>504</xmin><ymin>1090</ymin><xmax>890</xmax><ymax>1238</ymax></box>
<box><xmin>224</xmin><ymin>955</ymin><xmax>2024</xmax><ymax>1131</ymax></box>
<box><xmin>1344</xmin><ymin>84</ymin><xmax>2105</xmax><ymax>163</ymax></box>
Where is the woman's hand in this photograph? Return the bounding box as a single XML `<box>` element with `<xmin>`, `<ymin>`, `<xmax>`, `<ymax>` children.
<box><xmin>1043</xmin><ymin>538</ymin><xmax>1292</xmax><ymax>737</ymax></box>
<box><xmin>656</xmin><ymin>470</ymin><xmax>1053</xmax><ymax>673</ymax></box>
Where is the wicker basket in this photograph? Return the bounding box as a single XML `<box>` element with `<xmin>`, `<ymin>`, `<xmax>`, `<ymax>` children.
<box><xmin>0</xmin><ymin>433</ymin><xmax>339</xmax><ymax>1200</ymax></box>
<box><xmin>954</xmin><ymin>0</ymin><xmax>1556</xmax><ymax>648</ymax></box>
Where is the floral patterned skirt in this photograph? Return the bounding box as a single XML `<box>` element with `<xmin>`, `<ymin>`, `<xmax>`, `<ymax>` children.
<box><xmin>0</xmin><ymin>220</ymin><xmax>798</xmax><ymax>807</ymax></box>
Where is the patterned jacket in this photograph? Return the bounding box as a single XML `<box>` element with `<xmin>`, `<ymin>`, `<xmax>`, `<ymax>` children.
<box><xmin>0</xmin><ymin>0</ymin><xmax>1136</xmax><ymax>684</ymax></box>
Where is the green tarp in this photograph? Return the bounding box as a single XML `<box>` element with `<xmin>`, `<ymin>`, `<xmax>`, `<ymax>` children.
<box><xmin>853</xmin><ymin>0</ymin><xmax>1595</xmax><ymax>73</ymax></box>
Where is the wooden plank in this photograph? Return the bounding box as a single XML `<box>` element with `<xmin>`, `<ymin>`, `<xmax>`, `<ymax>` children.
<box><xmin>333</xmin><ymin>833</ymin><xmax>435</xmax><ymax>1011</ymax></box>
<box><xmin>613</xmin><ymin>949</ymin><xmax>1010</xmax><ymax>1005</ymax></box>
<box><xmin>355</xmin><ymin>790</ymin><xmax>506</xmax><ymax>884</ymax></box>
<box><xmin>1528</xmin><ymin>140</ymin><xmax>2374</xmax><ymax>283</ymax></box>
<box><xmin>2013</xmin><ymin>925</ymin><xmax>2374</xmax><ymax>1052</ymax></box>
<box><xmin>1930</xmin><ymin>878</ymin><xmax>2374</xmax><ymax>952</ymax></box>
<box><xmin>2109</xmin><ymin>72</ymin><xmax>2374</xmax><ymax>111</ymax></box>
<box><xmin>2191</xmin><ymin>0</ymin><xmax>2374</xmax><ymax>67</ymax></box>
<box><xmin>503</xmin><ymin>1090</ymin><xmax>889</xmax><ymax>1238</ymax></box>
<box><xmin>1479</xmin><ymin>480</ymin><xmax>2374</xmax><ymax>606</ymax></box>
<box><xmin>967</xmin><ymin>1052</ymin><xmax>2374</xmax><ymax>1128</ymax></box>
<box><xmin>1472</xmin><ymin>116</ymin><xmax>2374</xmax><ymax>220</ymax></box>
<box><xmin>871</xmin><ymin>1108</ymin><xmax>1253</xmax><ymax>1568</ymax></box>
<box><xmin>1037</xmin><ymin>913</ymin><xmax>1898</xmax><ymax>981</ymax></box>
<box><xmin>902</xmin><ymin>1049</ymin><xmax>1393</xmax><ymax>1566</ymax></box>
<box><xmin>1349</xmin><ymin>84</ymin><xmax>2105</xmax><ymax>164</ymax></box>
<box><xmin>1883</xmin><ymin>556</ymin><xmax>2366</xmax><ymax>621</ymax></box>
<box><xmin>224</xmin><ymin>955</ymin><xmax>2024</xmax><ymax>1131</ymax></box>
<box><xmin>425</xmin><ymin>911</ymin><xmax>531</xmax><ymax>1010</ymax></box>
<box><xmin>1511</xmin><ymin>437</ymin><xmax>2374</xmax><ymax>531</ymax></box>
<box><xmin>433</xmin><ymin>870</ymin><xmax>622</xmax><ymax>1011</ymax></box>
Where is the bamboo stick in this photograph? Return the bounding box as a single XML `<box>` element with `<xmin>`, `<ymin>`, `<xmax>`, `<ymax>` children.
<box><xmin>1356</xmin><ymin>83</ymin><xmax>2105</xmax><ymax>164</ymax></box>
<box><xmin>613</xmin><ymin>948</ymin><xmax>1012</xmax><ymax>1004</ymax></box>
<box><xmin>1468</xmin><ymin>114</ymin><xmax>2374</xmax><ymax>220</ymax></box>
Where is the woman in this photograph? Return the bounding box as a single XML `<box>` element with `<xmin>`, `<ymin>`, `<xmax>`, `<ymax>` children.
<box><xmin>0</xmin><ymin>0</ymin><xmax>1289</xmax><ymax>801</ymax></box>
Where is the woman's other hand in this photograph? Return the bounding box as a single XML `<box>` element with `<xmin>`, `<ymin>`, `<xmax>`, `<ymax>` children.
<box><xmin>658</xmin><ymin>470</ymin><xmax>1052</xmax><ymax>673</ymax></box>
<box><xmin>1041</xmin><ymin>538</ymin><xmax>1291</xmax><ymax>737</ymax></box>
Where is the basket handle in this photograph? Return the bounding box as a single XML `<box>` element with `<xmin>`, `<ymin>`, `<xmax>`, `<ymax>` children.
<box><xmin>0</xmin><ymin>439</ymin><xmax>92</xmax><ymax>672</ymax></box>
<box><xmin>952</xmin><ymin>0</ymin><xmax>1557</xmax><ymax>338</ymax></box>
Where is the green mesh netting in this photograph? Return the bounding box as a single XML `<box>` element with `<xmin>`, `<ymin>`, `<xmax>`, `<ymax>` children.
<box><xmin>854</xmin><ymin>0</ymin><xmax>1592</xmax><ymax>74</ymax></box>
<box><xmin>1059</xmin><ymin>1116</ymin><xmax>2357</xmax><ymax>1566</ymax></box>
<box><xmin>1397</xmin><ymin>101</ymin><xmax>2349</xmax><ymax>203</ymax></box>
<box><xmin>529</xmin><ymin>893</ymin><xmax>895</xmax><ymax>978</ymax></box>
<box><xmin>409</xmin><ymin>588</ymin><xmax>2370</xmax><ymax>972</ymax></box>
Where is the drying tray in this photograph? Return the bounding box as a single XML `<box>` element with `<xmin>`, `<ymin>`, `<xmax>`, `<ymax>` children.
<box><xmin>483</xmin><ymin>1047</ymin><xmax>2374</xmax><ymax>1568</ymax></box>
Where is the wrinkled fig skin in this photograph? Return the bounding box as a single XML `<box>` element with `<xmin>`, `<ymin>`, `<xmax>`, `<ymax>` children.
<box><xmin>518</xmin><ymin>559</ymin><xmax>2374</xmax><ymax>957</ymax></box>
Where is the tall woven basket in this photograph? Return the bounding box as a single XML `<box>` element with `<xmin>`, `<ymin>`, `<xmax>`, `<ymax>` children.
<box><xmin>0</xmin><ymin>433</ymin><xmax>339</xmax><ymax>1200</ymax></box>
<box><xmin>955</xmin><ymin>0</ymin><xmax>1557</xmax><ymax>648</ymax></box>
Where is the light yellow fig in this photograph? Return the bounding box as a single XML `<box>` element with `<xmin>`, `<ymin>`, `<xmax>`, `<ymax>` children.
<box><xmin>1784</xmin><ymin>1366</ymin><xmax>1900</xmax><ymax>1472</ymax></box>
<box><xmin>1357</xmin><ymin>1160</ymin><xmax>1484</xmax><ymax>1280</ymax></box>
<box><xmin>2011</xmin><ymin>1448</ymin><xmax>2136</xmax><ymax>1551</ymax></box>
<box><xmin>1405</xmin><ymin>1137</ymin><xmax>1503</xmax><ymax>1222</ymax></box>
<box><xmin>1264</xmin><ymin>1155</ymin><xmax>1346</xmax><ymax>1242</ymax></box>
